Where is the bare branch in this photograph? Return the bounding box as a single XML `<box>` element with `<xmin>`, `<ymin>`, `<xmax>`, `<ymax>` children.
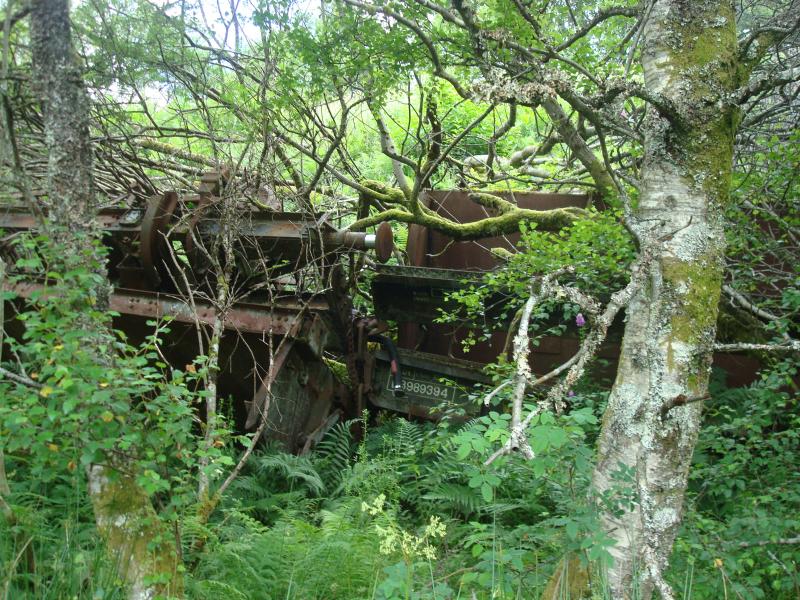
<box><xmin>713</xmin><ymin>341</ymin><xmax>799</xmax><ymax>353</ymax></box>
<box><xmin>417</xmin><ymin>103</ymin><xmax>494</xmax><ymax>191</ymax></box>
<box><xmin>487</xmin><ymin>103</ymin><xmax>516</xmax><ymax>179</ymax></box>
<box><xmin>555</xmin><ymin>6</ymin><xmax>640</xmax><ymax>52</ymax></box>
<box><xmin>737</xmin><ymin>536</ymin><xmax>800</xmax><ymax>548</ymax></box>
<box><xmin>368</xmin><ymin>100</ymin><xmax>416</xmax><ymax>199</ymax></box>
<box><xmin>485</xmin><ymin>251</ymin><xmax>652</xmax><ymax>466</ymax></box>
<box><xmin>0</xmin><ymin>366</ymin><xmax>43</xmax><ymax>389</ymax></box>
<box><xmin>739</xmin><ymin>66</ymin><xmax>800</xmax><ymax>104</ymax></box>
<box><xmin>723</xmin><ymin>284</ymin><xmax>785</xmax><ymax>323</ymax></box>
<box><xmin>541</xmin><ymin>97</ymin><xmax>617</xmax><ymax>197</ymax></box>
<box><xmin>134</xmin><ymin>138</ymin><xmax>221</xmax><ymax>167</ymax></box>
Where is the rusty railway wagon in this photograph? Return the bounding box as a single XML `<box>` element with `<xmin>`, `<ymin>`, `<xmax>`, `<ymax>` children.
<box><xmin>1</xmin><ymin>176</ymin><xmax>759</xmax><ymax>450</ymax></box>
<box><xmin>368</xmin><ymin>189</ymin><xmax>761</xmax><ymax>414</ymax></box>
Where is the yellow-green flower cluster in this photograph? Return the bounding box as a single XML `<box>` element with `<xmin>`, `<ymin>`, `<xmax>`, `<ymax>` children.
<box><xmin>361</xmin><ymin>494</ymin><xmax>446</xmax><ymax>561</ymax></box>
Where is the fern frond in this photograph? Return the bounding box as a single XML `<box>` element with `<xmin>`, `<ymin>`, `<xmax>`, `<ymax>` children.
<box><xmin>314</xmin><ymin>420</ymin><xmax>356</xmax><ymax>492</ymax></box>
<box><xmin>423</xmin><ymin>482</ymin><xmax>483</xmax><ymax>515</ymax></box>
<box><xmin>254</xmin><ymin>452</ymin><xmax>326</xmax><ymax>496</ymax></box>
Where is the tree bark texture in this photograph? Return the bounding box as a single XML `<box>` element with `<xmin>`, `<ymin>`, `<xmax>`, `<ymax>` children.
<box><xmin>88</xmin><ymin>466</ymin><xmax>184</xmax><ymax>600</ymax></box>
<box><xmin>591</xmin><ymin>1</ymin><xmax>739</xmax><ymax>598</ymax></box>
<box><xmin>29</xmin><ymin>1</ymin><xmax>183</xmax><ymax>597</ymax></box>
<box><xmin>29</xmin><ymin>0</ymin><xmax>96</xmax><ymax>230</ymax></box>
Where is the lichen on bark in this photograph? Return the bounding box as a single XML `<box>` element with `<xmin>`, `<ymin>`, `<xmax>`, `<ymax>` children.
<box><xmin>89</xmin><ymin>466</ymin><xmax>184</xmax><ymax>600</ymax></box>
<box><xmin>588</xmin><ymin>2</ymin><xmax>740</xmax><ymax>598</ymax></box>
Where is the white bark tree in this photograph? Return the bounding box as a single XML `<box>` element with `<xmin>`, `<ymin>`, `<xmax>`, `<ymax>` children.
<box><xmin>591</xmin><ymin>2</ymin><xmax>738</xmax><ymax>596</ymax></box>
<box><xmin>28</xmin><ymin>0</ymin><xmax>183</xmax><ymax>597</ymax></box>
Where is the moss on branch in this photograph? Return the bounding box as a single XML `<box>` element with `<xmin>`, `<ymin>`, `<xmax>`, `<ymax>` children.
<box><xmin>357</xmin><ymin>179</ymin><xmax>409</xmax><ymax>206</ymax></box>
<box><xmin>467</xmin><ymin>192</ymin><xmax>516</xmax><ymax>214</ymax></box>
<box><xmin>352</xmin><ymin>181</ymin><xmax>585</xmax><ymax>239</ymax></box>
<box><xmin>350</xmin><ymin>204</ymin><xmax>583</xmax><ymax>239</ymax></box>
<box><xmin>352</xmin><ymin>180</ymin><xmax>590</xmax><ymax>239</ymax></box>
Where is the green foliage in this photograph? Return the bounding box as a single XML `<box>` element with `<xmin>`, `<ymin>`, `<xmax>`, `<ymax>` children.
<box><xmin>190</xmin><ymin>374</ymin><xmax>797</xmax><ymax>599</ymax></box>
<box><xmin>441</xmin><ymin>209</ymin><xmax>635</xmax><ymax>355</ymax></box>
<box><xmin>0</xmin><ymin>234</ymin><xmax>223</xmax><ymax>596</ymax></box>
<box><xmin>174</xmin><ymin>399</ymin><xmax>614</xmax><ymax>598</ymax></box>
<box><xmin>2</xmin><ymin>297</ymin><xmax>786</xmax><ymax>595</ymax></box>
<box><xmin>480</xmin><ymin>208</ymin><xmax>635</xmax><ymax>300</ymax></box>
<box><xmin>2</xmin><ymin>201</ymin><xmax>792</xmax><ymax>600</ymax></box>
<box><xmin>670</xmin><ymin>364</ymin><xmax>800</xmax><ymax>599</ymax></box>
<box><xmin>0</xmin><ymin>472</ymin><xmax>126</xmax><ymax>599</ymax></box>
<box><xmin>189</xmin><ymin>505</ymin><xmax>384</xmax><ymax>600</ymax></box>
<box><xmin>0</xmin><ymin>235</ymin><xmax>215</xmax><ymax>513</ymax></box>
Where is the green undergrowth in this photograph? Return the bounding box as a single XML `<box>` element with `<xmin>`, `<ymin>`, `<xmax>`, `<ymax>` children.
<box><xmin>0</xmin><ymin>471</ymin><xmax>126</xmax><ymax>600</ymax></box>
<box><xmin>4</xmin><ymin>362</ymin><xmax>796</xmax><ymax>599</ymax></box>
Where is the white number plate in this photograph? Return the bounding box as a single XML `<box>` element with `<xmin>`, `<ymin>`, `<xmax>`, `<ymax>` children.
<box><xmin>386</xmin><ymin>369</ymin><xmax>454</xmax><ymax>403</ymax></box>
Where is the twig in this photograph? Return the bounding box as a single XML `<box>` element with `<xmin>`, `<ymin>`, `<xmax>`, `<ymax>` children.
<box><xmin>737</xmin><ymin>536</ymin><xmax>800</xmax><ymax>548</ymax></box>
<box><xmin>0</xmin><ymin>366</ymin><xmax>42</xmax><ymax>389</ymax></box>
<box><xmin>660</xmin><ymin>393</ymin><xmax>710</xmax><ymax>418</ymax></box>
<box><xmin>483</xmin><ymin>380</ymin><xmax>511</xmax><ymax>407</ymax></box>
<box><xmin>713</xmin><ymin>341</ymin><xmax>799</xmax><ymax>353</ymax></box>
<box><xmin>723</xmin><ymin>284</ymin><xmax>784</xmax><ymax>324</ymax></box>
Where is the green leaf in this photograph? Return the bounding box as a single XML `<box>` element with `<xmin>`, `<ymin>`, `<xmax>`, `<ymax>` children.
<box><xmin>566</xmin><ymin>520</ymin><xmax>579</xmax><ymax>540</ymax></box>
<box><xmin>481</xmin><ymin>482</ymin><xmax>493</xmax><ymax>502</ymax></box>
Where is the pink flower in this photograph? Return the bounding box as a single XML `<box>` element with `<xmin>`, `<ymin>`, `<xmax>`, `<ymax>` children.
<box><xmin>567</xmin><ymin>390</ymin><xmax>575</xmax><ymax>397</ymax></box>
<box><xmin>575</xmin><ymin>313</ymin><xmax>586</xmax><ymax>327</ymax></box>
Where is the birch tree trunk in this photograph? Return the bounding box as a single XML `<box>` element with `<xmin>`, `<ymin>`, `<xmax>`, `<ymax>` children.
<box><xmin>29</xmin><ymin>1</ymin><xmax>183</xmax><ymax>597</ymax></box>
<box><xmin>591</xmin><ymin>2</ymin><xmax>740</xmax><ymax>598</ymax></box>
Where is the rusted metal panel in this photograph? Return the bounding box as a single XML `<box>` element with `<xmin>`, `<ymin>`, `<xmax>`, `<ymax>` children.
<box><xmin>404</xmin><ymin>193</ymin><xmax>433</xmax><ymax>268</ymax></box>
<box><xmin>246</xmin><ymin>333</ymin><xmax>298</xmax><ymax>429</ymax></box>
<box><xmin>373</xmin><ymin>266</ymin><xmax>480</xmax><ymax>324</ymax></box>
<box><xmin>8</xmin><ymin>281</ymin><xmax>325</xmax><ymax>337</ymax></box>
<box><xmin>259</xmin><ymin>350</ymin><xmax>337</xmax><ymax>451</ymax></box>
<box><xmin>6</xmin><ymin>279</ymin><xmax>343</xmax><ymax>446</ymax></box>
<box><xmin>140</xmin><ymin>192</ymin><xmax>180</xmax><ymax>287</ymax></box>
<box><xmin>377</xmin><ymin>189</ymin><xmax>763</xmax><ymax>399</ymax></box>
<box><xmin>386</xmin><ymin>190</ymin><xmax>592</xmax><ymax>366</ymax></box>
<box><xmin>0</xmin><ymin>206</ymin><xmax>147</xmax><ymax>231</ymax></box>
<box><xmin>370</xmin><ymin>348</ymin><xmax>489</xmax><ymax>418</ymax></box>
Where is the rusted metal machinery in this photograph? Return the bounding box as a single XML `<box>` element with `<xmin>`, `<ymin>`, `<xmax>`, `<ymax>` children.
<box><xmin>2</xmin><ymin>179</ymin><xmax>761</xmax><ymax>448</ymax></box>
<box><xmin>366</xmin><ymin>189</ymin><xmax>762</xmax><ymax>416</ymax></box>
<box><xmin>367</xmin><ymin>190</ymin><xmax>597</xmax><ymax>417</ymax></box>
<box><xmin>0</xmin><ymin>171</ymin><xmax>395</xmax><ymax>451</ymax></box>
